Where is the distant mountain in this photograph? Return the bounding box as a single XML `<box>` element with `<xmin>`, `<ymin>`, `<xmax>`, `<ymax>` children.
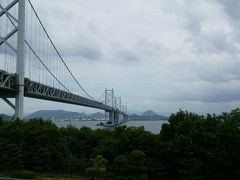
<box><xmin>25</xmin><ymin>110</ymin><xmax>85</xmax><ymax>119</ymax></box>
<box><xmin>0</xmin><ymin>114</ymin><xmax>12</xmax><ymax>120</ymax></box>
<box><xmin>142</xmin><ymin>110</ymin><xmax>158</xmax><ymax>116</ymax></box>
<box><xmin>25</xmin><ymin>110</ymin><xmax>105</xmax><ymax>120</ymax></box>
<box><xmin>129</xmin><ymin>110</ymin><xmax>168</xmax><ymax>121</ymax></box>
<box><xmin>25</xmin><ymin>109</ymin><xmax>168</xmax><ymax>120</ymax></box>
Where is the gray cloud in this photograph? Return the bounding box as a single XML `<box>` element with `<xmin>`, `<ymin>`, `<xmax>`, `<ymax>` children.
<box><xmin>117</xmin><ymin>50</ymin><xmax>140</xmax><ymax>63</ymax></box>
<box><xmin>62</xmin><ymin>43</ymin><xmax>103</xmax><ymax>60</ymax></box>
<box><xmin>216</xmin><ymin>0</ymin><xmax>240</xmax><ymax>44</ymax></box>
<box><xmin>217</xmin><ymin>0</ymin><xmax>240</xmax><ymax>21</ymax></box>
<box><xmin>54</xmin><ymin>29</ymin><xmax>104</xmax><ymax>61</ymax></box>
<box><xmin>175</xmin><ymin>1</ymin><xmax>240</xmax><ymax>56</ymax></box>
<box><xmin>195</xmin><ymin>61</ymin><xmax>240</xmax><ymax>83</ymax></box>
<box><xmin>189</xmin><ymin>30</ymin><xmax>239</xmax><ymax>55</ymax></box>
<box><xmin>171</xmin><ymin>89</ymin><xmax>240</xmax><ymax>103</ymax></box>
<box><xmin>157</xmin><ymin>80</ymin><xmax>240</xmax><ymax>103</ymax></box>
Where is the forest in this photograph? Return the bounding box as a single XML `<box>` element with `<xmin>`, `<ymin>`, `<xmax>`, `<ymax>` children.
<box><xmin>0</xmin><ymin>108</ymin><xmax>240</xmax><ymax>179</ymax></box>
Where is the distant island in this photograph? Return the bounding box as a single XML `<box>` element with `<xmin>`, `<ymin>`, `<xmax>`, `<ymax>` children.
<box><xmin>129</xmin><ymin>110</ymin><xmax>168</xmax><ymax>121</ymax></box>
<box><xmin>0</xmin><ymin>114</ymin><xmax>12</xmax><ymax>120</ymax></box>
<box><xmin>24</xmin><ymin>110</ymin><xmax>105</xmax><ymax>120</ymax></box>
<box><xmin>0</xmin><ymin>109</ymin><xmax>168</xmax><ymax>121</ymax></box>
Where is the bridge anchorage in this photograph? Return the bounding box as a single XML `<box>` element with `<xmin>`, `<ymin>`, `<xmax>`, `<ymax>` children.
<box><xmin>0</xmin><ymin>0</ymin><xmax>128</xmax><ymax>123</ymax></box>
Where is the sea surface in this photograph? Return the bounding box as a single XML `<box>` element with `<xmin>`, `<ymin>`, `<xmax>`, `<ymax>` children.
<box><xmin>55</xmin><ymin>120</ymin><xmax>168</xmax><ymax>134</ymax></box>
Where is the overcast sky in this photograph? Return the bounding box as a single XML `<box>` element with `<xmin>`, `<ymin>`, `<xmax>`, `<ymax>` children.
<box><xmin>2</xmin><ymin>0</ymin><xmax>240</xmax><ymax>115</ymax></box>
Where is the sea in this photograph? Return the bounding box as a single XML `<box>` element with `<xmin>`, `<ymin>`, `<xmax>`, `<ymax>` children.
<box><xmin>54</xmin><ymin>120</ymin><xmax>168</xmax><ymax>134</ymax></box>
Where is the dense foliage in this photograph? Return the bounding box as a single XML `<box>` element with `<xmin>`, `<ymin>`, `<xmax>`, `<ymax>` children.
<box><xmin>0</xmin><ymin>108</ymin><xmax>240</xmax><ymax>179</ymax></box>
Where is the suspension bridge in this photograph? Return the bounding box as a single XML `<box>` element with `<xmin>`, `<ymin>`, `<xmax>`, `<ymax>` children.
<box><xmin>0</xmin><ymin>0</ymin><xmax>128</xmax><ymax>123</ymax></box>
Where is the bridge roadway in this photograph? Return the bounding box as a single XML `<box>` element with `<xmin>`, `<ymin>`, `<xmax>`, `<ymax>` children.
<box><xmin>0</xmin><ymin>70</ymin><xmax>127</xmax><ymax>118</ymax></box>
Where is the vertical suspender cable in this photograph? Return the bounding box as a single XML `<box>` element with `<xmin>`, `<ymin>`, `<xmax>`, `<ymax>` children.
<box><xmin>27</xmin><ymin>0</ymin><xmax>95</xmax><ymax>100</ymax></box>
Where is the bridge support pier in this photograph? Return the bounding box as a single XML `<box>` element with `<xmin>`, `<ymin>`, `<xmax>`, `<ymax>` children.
<box><xmin>109</xmin><ymin>111</ymin><xmax>115</xmax><ymax>124</ymax></box>
<box><xmin>114</xmin><ymin>111</ymin><xmax>120</xmax><ymax>124</ymax></box>
<box><xmin>15</xmin><ymin>0</ymin><xmax>26</xmax><ymax>119</ymax></box>
<box><xmin>105</xmin><ymin>110</ymin><xmax>120</xmax><ymax>125</ymax></box>
<box><xmin>105</xmin><ymin>111</ymin><xmax>114</xmax><ymax>124</ymax></box>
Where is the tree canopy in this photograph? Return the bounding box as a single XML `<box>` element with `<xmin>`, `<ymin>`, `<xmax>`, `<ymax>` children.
<box><xmin>0</xmin><ymin>108</ymin><xmax>240</xmax><ymax>179</ymax></box>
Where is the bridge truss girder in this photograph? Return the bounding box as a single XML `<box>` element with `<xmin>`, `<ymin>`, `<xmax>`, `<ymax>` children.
<box><xmin>0</xmin><ymin>71</ymin><xmax>128</xmax><ymax>122</ymax></box>
<box><xmin>25</xmin><ymin>79</ymin><xmax>112</xmax><ymax>111</ymax></box>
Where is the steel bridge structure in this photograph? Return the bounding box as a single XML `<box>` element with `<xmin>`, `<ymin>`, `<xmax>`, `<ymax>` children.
<box><xmin>0</xmin><ymin>0</ymin><xmax>128</xmax><ymax>123</ymax></box>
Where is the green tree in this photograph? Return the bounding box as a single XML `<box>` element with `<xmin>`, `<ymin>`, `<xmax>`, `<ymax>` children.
<box><xmin>112</xmin><ymin>155</ymin><xmax>128</xmax><ymax>178</ymax></box>
<box><xmin>22</xmin><ymin>119</ymin><xmax>68</xmax><ymax>172</ymax></box>
<box><xmin>128</xmin><ymin>150</ymin><xmax>148</xmax><ymax>179</ymax></box>
<box><xmin>0</xmin><ymin>143</ymin><xmax>23</xmax><ymax>170</ymax></box>
<box><xmin>85</xmin><ymin>155</ymin><xmax>108</xmax><ymax>180</ymax></box>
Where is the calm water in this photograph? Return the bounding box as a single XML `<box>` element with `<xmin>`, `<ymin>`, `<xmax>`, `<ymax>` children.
<box><xmin>55</xmin><ymin>120</ymin><xmax>168</xmax><ymax>134</ymax></box>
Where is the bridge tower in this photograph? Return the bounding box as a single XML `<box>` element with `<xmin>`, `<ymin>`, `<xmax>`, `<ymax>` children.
<box><xmin>16</xmin><ymin>0</ymin><xmax>26</xmax><ymax>119</ymax></box>
<box><xmin>115</xmin><ymin>96</ymin><xmax>121</xmax><ymax>111</ymax></box>
<box><xmin>114</xmin><ymin>96</ymin><xmax>121</xmax><ymax>123</ymax></box>
<box><xmin>0</xmin><ymin>0</ymin><xmax>26</xmax><ymax>119</ymax></box>
<box><xmin>122</xmin><ymin>105</ymin><xmax>128</xmax><ymax>121</ymax></box>
<box><xmin>105</xmin><ymin>88</ymin><xmax>115</xmax><ymax>123</ymax></box>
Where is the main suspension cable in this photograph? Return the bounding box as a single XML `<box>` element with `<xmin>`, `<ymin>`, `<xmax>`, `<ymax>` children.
<box><xmin>27</xmin><ymin>0</ymin><xmax>95</xmax><ymax>100</ymax></box>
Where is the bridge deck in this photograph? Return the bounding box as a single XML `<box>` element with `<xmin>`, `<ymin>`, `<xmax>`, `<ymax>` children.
<box><xmin>0</xmin><ymin>70</ymin><xmax>123</xmax><ymax>113</ymax></box>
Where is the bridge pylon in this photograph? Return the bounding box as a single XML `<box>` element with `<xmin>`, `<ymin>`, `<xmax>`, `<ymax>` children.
<box><xmin>104</xmin><ymin>89</ymin><xmax>128</xmax><ymax>124</ymax></box>
<box><xmin>104</xmin><ymin>88</ymin><xmax>115</xmax><ymax>123</ymax></box>
<box><xmin>0</xmin><ymin>0</ymin><xmax>26</xmax><ymax>119</ymax></box>
<box><xmin>15</xmin><ymin>0</ymin><xmax>26</xmax><ymax>119</ymax></box>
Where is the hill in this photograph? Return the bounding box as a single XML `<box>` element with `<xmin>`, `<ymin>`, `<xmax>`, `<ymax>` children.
<box><xmin>142</xmin><ymin>110</ymin><xmax>158</xmax><ymax>116</ymax></box>
<box><xmin>129</xmin><ymin>110</ymin><xmax>168</xmax><ymax>121</ymax></box>
<box><xmin>25</xmin><ymin>110</ymin><xmax>85</xmax><ymax>119</ymax></box>
<box><xmin>0</xmin><ymin>114</ymin><xmax>12</xmax><ymax>120</ymax></box>
<box><xmin>25</xmin><ymin>110</ymin><xmax>105</xmax><ymax>120</ymax></box>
